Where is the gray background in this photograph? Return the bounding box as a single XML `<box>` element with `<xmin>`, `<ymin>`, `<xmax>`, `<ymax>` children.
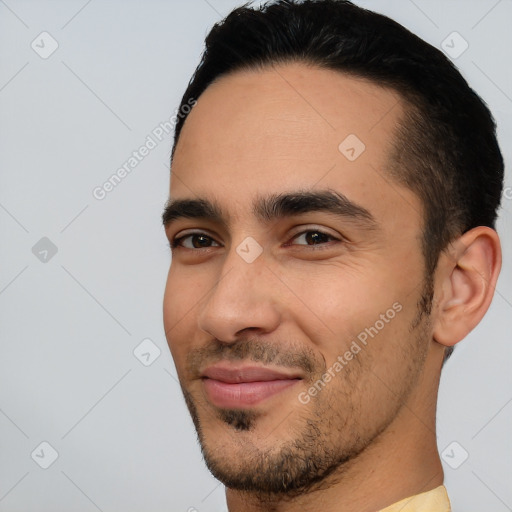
<box><xmin>0</xmin><ymin>0</ymin><xmax>511</xmax><ymax>511</ymax></box>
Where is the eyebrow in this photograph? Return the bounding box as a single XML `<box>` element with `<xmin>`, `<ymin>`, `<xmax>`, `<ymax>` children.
<box><xmin>162</xmin><ymin>190</ymin><xmax>378</xmax><ymax>230</ymax></box>
<box><xmin>162</xmin><ymin>198</ymin><xmax>225</xmax><ymax>227</ymax></box>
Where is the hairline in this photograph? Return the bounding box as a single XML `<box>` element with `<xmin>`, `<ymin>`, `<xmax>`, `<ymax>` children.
<box><xmin>172</xmin><ymin>59</ymin><xmax>459</xmax><ymax>363</ymax></box>
<box><xmin>173</xmin><ymin>59</ymin><xmax>436</xmax><ymax>250</ymax></box>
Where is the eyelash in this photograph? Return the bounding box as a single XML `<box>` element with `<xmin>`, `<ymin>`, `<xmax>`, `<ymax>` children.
<box><xmin>170</xmin><ymin>229</ymin><xmax>341</xmax><ymax>250</ymax></box>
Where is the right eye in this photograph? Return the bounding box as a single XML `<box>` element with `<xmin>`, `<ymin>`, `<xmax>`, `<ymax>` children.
<box><xmin>170</xmin><ymin>232</ymin><xmax>221</xmax><ymax>250</ymax></box>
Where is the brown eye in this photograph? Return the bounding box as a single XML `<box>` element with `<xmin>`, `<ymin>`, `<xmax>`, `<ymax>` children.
<box><xmin>293</xmin><ymin>230</ymin><xmax>337</xmax><ymax>246</ymax></box>
<box><xmin>172</xmin><ymin>233</ymin><xmax>220</xmax><ymax>249</ymax></box>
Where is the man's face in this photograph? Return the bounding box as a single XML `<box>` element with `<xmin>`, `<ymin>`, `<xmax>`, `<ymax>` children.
<box><xmin>163</xmin><ymin>63</ymin><xmax>432</xmax><ymax>493</ymax></box>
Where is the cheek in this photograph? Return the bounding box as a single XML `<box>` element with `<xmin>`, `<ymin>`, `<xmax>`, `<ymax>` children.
<box><xmin>163</xmin><ymin>263</ymin><xmax>208</xmax><ymax>321</ymax></box>
<box><xmin>163</xmin><ymin>267</ymin><xmax>178</xmax><ymax>333</ymax></box>
<box><xmin>163</xmin><ymin>265</ymin><xmax>202</xmax><ymax>362</ymax></box>
<box><xmin>281</xmin><ymin>263</ymin><xmax>405</xmax><ymax>356</ymax></box>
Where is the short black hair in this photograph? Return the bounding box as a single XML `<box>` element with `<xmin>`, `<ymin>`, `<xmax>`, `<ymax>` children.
<box><xmin>171</xmin><ymin>0</ymin><xmax>504</xmax><ymax>359</ymax></box>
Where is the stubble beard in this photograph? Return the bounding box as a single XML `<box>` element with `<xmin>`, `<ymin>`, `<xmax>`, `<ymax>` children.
<box><xmin>179</xmin><ymin>285</ymin><xmax>433</xmax><ymax>497</ymax></box>
<box><xmin>181</xmin><ymin>375</ymin><xmax>366</xmax><ymax>497</ymax></box>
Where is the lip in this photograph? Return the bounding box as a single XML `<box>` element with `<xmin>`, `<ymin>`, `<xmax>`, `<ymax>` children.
<box><xmin>201</xmin><ymin>365</ymin><xmax>302</xmax><ymax>408</ymax></box>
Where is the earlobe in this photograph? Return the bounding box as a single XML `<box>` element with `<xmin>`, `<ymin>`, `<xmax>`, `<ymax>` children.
<box><xmin>433</xmin><ymin>226</ymin><xmax>502</xmax><ymax>347</ymax></box>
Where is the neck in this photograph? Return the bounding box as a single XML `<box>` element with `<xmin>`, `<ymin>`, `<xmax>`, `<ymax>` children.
<box><xmin>226</xmin><ymin>344</ymin><xmax>445</xmax><ymax>512</ymax></box>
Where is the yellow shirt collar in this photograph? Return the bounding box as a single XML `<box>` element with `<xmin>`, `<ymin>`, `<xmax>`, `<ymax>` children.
<box><xmin>379</xmin><ymin>485</ymin><xmax>451</xmax><ymax>512</ymax></box>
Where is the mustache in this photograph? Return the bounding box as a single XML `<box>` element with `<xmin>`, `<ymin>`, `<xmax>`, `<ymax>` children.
<box><xmin>186</xmin><ymin>338</ymin><xmax>324</xmax><ymax>377</ymax></box>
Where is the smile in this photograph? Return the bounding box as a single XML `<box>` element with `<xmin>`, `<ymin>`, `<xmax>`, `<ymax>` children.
<box><xmin>201</xmin><ymin>365</ymin><xmax>302</xmax><ymax>408</ymax></box>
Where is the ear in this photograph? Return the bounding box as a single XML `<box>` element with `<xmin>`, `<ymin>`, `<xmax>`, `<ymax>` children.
<box><xmin>433</xmin><ymin>226</ymin><xmax>502</xmax><ymax>347</ymax></box>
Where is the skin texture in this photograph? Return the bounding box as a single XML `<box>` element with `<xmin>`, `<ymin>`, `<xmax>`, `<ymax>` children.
<box><xmin>163</xmin><ymin>63</ymin><xmax>501</xmax><ymax>512</ymax></box>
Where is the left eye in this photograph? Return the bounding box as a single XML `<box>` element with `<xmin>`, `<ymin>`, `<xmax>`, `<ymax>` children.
<box><xmin>291</xmin><ymin>230</ymin><xmax>338</xmax><ymax>246</ymax></box>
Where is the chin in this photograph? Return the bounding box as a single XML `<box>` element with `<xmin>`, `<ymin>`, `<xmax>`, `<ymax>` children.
<box><xmin>199</xmin><ymin>428</ymin><xmax>354</xmax><ymax>495</ymax></box>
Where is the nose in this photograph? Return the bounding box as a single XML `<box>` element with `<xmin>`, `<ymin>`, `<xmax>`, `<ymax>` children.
<box><xmin>197</xmin><ymin>247</ymin><xmax>281</xmax><ymax>343</ymax></box>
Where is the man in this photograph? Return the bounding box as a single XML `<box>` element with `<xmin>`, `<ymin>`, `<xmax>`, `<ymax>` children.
<box><xmin>162</xmin><ymin>1</ymin><xmax>503</xmax><ymax>510</ymax></box>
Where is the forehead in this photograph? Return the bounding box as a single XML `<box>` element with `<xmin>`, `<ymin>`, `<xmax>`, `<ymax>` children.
<box><xmin>171</xmin><ymin>62</ymin><xmax>421</xmax><ymax>229</ymax></box>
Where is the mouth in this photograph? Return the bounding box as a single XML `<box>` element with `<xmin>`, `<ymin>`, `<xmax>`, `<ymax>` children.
<box><xmin>201</xmin><ymin>365</ymin><xmax>303</xmax><ymax>408</ymax></box>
